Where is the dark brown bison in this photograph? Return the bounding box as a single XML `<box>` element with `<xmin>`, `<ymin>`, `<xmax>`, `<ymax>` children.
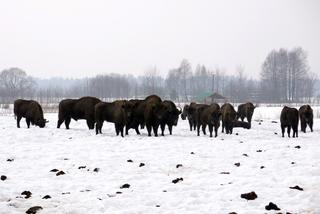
<box><xmin>95</xmin><ymin>100</ymin><xmax>133</xmax><ymax>137</ymax></box>
<box><xmin>280</xmin><ymin>106</ymin><xmax>299</xmax><ymax>138</ymax></box>
<box><xmin>299</xmin><ymin>105</ymin><xmax>313</xmax><ymax>133</ymax></box>
<box><xmin>14</xmin><ymin>99</ymin><xmax>48</xmax><ymax>128</ymax></box>
<box><xmin>57</xmin><ymin>96</ymin><xmax>101</xmax><ymax>130</ymax></box>
<box><xmin>187</xmin><ymin>102</ymin><xmax>209</xmax><ymax>131</ymax></box>
<box><xmin>125</xmin><ymin>99</ymin><xmax>144</xmax><ymax>135</ymax></box>
<box><xmin>181</xmin><ymin>104</ymin><xmax>196</xmax><ymax>131</ymax></box>
<box><xmin>129</xmin><ymin>95</ymin><xmax>169</xmax><ymax>136</ymax></box>
<box><xmin>160</xmin><ymin>100</ymin><xmax>181</xmax><ymax>136</ymax></box>
<box><xmin>221</xmin><ymin>103</ymin><xmax>237</xmax><ymax>134</ymax></box>
<box><xmin>196</xmin><ymin>103</ymin><xmax>221</xmax><ymax>137</ymax></box>
<box><xmin>237</xmin><ymin>102</ymin><xmax>255</xmax><ymax>125</ymax></box>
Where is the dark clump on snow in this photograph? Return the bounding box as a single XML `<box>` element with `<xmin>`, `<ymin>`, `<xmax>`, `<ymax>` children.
<box><xmin>93</xmin><ymin>168</ymin><xmax>100</xmax><ymax>172</ymax></box>
<box><xmin>229</xmin><ymin>212</ymin><xmax>238</xmax><ymax>214</ymax></box>
<box><xmin>139</xmin><ymin>163</ymin><xmax>145</xmax><ymax>167</ymax></box>
<box><xmin>1</xmin><ymin>175</ymin><xmax>7</xmax><ymax>181</ymax></box>
<box><xmin>265</xmin><ymin>202</ymin><xmax>280</xmax><ymax>210</ymax></box>
<box><xmin>7</xmin><ymin>158</ymin><xmax>14</xmax><ymax>162</ymax></box>
<box><xmin>120</xmin><ymin>184</ymin><xmax>130</xmax><ymax>189</ymax></box>
<box><xmin>190</xmin><ymin>152</ymin><xmax>195</xmax><ymax>154</ymax></box>
<box><xmin>294</xmin><ymin>146</ymin><xmax>301</xmax><ymax>149</ymax></box>
<box><xmin>50</xmin><ymin>169</ymin><xmax>59</xmax><ymax>172</ymax></box>
<box><xmin>274</xmin><ymin>132</ymin><xmax>278</xmax><ymax>135</ymax></box>
<box><xmin>271</xmin><ymin>121</ymin><xmax>278</xmax><ymax>123</ymax></box>
<box><xmin>156</xmin><ymin>205</ymin><xmax>160</xmax><ymax>207</ymax></box>
<box><xmin>42</xmin><ymin>195</ymin><xmax>51</xmax><ymax>199</ymax></box>
<box><xmin>62</xmin><ymin>192</ymin><xmax>70</xmax><ymax>195</ymax></box>
<box><xmin>234</xmin><ymin>163</ymin><xmax>240</xmax><ymax>167</ymax></box>
<box><xmin>220</xmin><ymin>172</ymin><xmax>230</xmax><ymax>174</ymax></box>
<box><xmin>116</xmin><ymin>191</ymin><xmax>122</xmax><ymax>194</ymax></box>
<box><xmin>240</xmin><ymin>191</ymin><xmax>257</xmax><ymax>200</ymax></box>
<box><xmin>242</xmin><ymin>154</ymin><xmax>248</xmax><ymax>157</ymax></box>
<box><xmin>291</xmin><ymin>162</ymin><xmax>295</xmax><ymax>164</ymax></box>
<box><xmin>235</xmin><ymin>133</ymin><xmax>239</xmax><ymax>135</ymax></box>
<box><xmin>260</xmin><ymin>166</ymin><xmax>265</xmax><ymax>169</ymax></box>
<box><xmin>21</xmin><ymin>191</ymin><xmax>32</xmax><ymax>199</ymax></box>
<box><xmin>290</xmin><ymin>185</ymin><xmax>304</xmax><ymax>191</ymax></box>
<box><xmin>127</xmin><ymin>159</ymin><xmax>133</xmax><ymax>163</ymax></box>
<box><xmin>26</xmin><ymin>206</ymin><xmax>43</xmax><ymax>214</ymax></box>
<box><xmin>78</xmin><ymin>166</ymin><xmax>86</xmax><ymax>169</ymax></box>
<box><xmin>256</xmin><ymin>150</ymin><xmax>262</xmax><ymax>152</ymax></box>
<box><xmin>56</xmin><ymin>171</ymin><xmax>65</xmax><ymax>176</ymax></box>
<box><xmin>176</xmin><ymin>164</ymin><xmax>183</xmax><ymax>168</ymax></box>
<box><xmin>172</xmin><ymin>178</ymin><xmax>183</xmax><ymax>184</ymax></box>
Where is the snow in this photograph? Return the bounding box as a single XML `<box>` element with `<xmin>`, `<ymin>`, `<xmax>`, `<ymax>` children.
<box><xmin>0</xmin><ymin>107</ymin><xmax>320</xmax><ymax>214</ymax></box>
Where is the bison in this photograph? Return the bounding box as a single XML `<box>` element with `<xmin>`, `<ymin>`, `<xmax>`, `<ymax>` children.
<box><xmin>280</xmin><ymin>106</ymin><xmax>299</xmax><ymax>138</ymax></box>
<box><xmin>181</xmin><ymin>104</ymin><xmax>196</xmax><ymax>131</ymax></box>
<box><xmin>299</xmin><ymin>105</ymin><xmax>313</xmax><ymax>133</ymax></box>
<box><xmin>14</xmin><ymin>99</ymin><xmax>48</xmax><ymax>128</ymax></box>
<box><xmin>237</xmin><ymin>102</ymin><xmax>255</xmax><ymax>125</ymax></box>
<box><xmin>57</xmin><ymin>96</ymin><xmax>101</xmax><ymax>130</ymax></box>
<box><xmin>125</xmin><ymin>99</ymin><xmax>144</xmax><ymax>135</ymax></box>
<box><xmin>128</xmin><ymin>95</ymin><xmax>169</xmax><ymax>136</ymax></box>
<box><xmin>187</xmin><ymin>102</ymin><xmax>209</xmax><ymax>131</ymax></box>
<box><xmin>221</xmin><ymin>103</ymin><xmax>237</xmax><ymax>134</ymax></box>
<box><xmin>160</xmin><ymin>100</ymin><xmax>181</xmax><ymax>136</ymax></box>
<box><xmin>95</xmin><ymin>100</ymin><xmax>133</xmax><ymax>137</ymax></box>
<box><xmin>196</xmin><ymin>103</ymin><xmax>221</xmax><ymax>137</ymax></box>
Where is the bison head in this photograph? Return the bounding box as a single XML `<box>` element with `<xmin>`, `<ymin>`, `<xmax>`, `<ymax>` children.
<box><xmin>210</xmin><ymin>111</ymin><xmax>221</xmax><ymax>127</ymax></box>
<box><xmin>181</xmin><ymin>105</ymin><xmax>189</xmax><ymax>120</ymax></box>
<box><xmin>36</xmin><ymin>118</ymin><xmax>49</xmax><ymax>128</ymax></box>
<box><xmin>152</xmin><ymin>103</ymin><xmax>169</xmax><ymax>121</ymax></box>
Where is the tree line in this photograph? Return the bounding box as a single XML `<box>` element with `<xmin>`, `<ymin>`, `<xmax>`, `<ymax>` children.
<box><xmin>0</xmin><ymin>47</ymin><xmax>318</xmax><ymax>104</ymax></box>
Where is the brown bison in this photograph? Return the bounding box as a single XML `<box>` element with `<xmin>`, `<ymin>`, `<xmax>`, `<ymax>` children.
<box><xmin>237</xmin><ymin>102</ymin><xmax>255</xmax><ymax>125</ymax></box>
<box><xmin>187</xmin><ymin>102</ymin><xmax>209</xmax><ymax>131</ymax></box>
<box><xmin>160</xmin><ymin>100</ymin><xmax>181</xmax><ymax>136</ymax></box>
<box><xmin>95</xmin><ymin>100</ymin><xmax>133</xmax><ymax>137</ymax></box>
<box><xmin>57</xmin><ymin>96</ymin><xmax>101</xmax><ymax>130</ymax></box>
<box><xmin>14</xmin><ymin>99</ymin><xmax>48</xmax><ymax>128</ymax></box>
<box><xmin>280</xmin><ymin>106</ymin><xmax>299</xmax><ymax>138</ymax></box>
<box><xmin>129</xmin><ymin>95</ymin><xmax>169</xmax><ymax>137</ymax></box>
<box><xmin>181</xmin><ymin>104</ymin><xmax>196</xmax><ymax>131</ymax></box>
<box><xmin>196</xmin><ymin>103</ymin><xmax>221</xmax><ymax>137</ymax></box>
<box><xmin>299</xmin><ymin>105</ymin><xmax>313</xmax><ymax>133</ymax></box>
<box><xmin>221</xmin><ymin>103</ymin><xmax>237</xmax><ymax>134</ymax></box>
<box><xmin>125</xmin><ymin>99</ymin><xmax>144</xmax><ymax>135</ymax></box>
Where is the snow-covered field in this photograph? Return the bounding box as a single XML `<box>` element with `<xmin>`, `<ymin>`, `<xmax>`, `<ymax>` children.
<box><xmin>1</xmin><ymin>107</ymin><xmax>320</xmax><ymax>214</ymax></box>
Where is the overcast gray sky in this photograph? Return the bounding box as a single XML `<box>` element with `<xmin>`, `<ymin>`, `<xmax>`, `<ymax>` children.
<box><xmin>0</xmin><ymin>0</ymin><xmax>319</xmax><ymax>78</ymax></box>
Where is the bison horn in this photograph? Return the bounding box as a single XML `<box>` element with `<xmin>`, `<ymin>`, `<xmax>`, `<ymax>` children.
<box><xmin>45</xmin><ymin>119</ymin><xmax>49</xmax><ymax>123</ymax></box>
<box><xmin>177</xmin><ymin>106</ymin><xmax>182</xmax><ymax>113</ymax></box>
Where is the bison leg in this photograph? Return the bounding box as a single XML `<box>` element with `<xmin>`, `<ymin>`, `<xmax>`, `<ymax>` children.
<box><xmin>120</xmin><ymin>125</ymin><xmax>124</xmax><ymax>137</ymax></box>
<box><xmin>193</xmin><ymin>123</ymin><xmax>196</xmax><ymax>131</ymax></box>
<box><xmin>57</xmin><ymin>118</ymin><xmax>64</xmax><ymax>129</ymax></box>
<box><xmin>287</xmin><ymin>125</ymin><xmax>291</xmax><ymax>138</ymax></box>
<box><xmin>87</xmin><ymin>119</ymin><xmax>95</xmax><ymax>130</ymax></box>
<box><xmin>168</xmin><ymin>125</ymin><xmax>173</xmax><ymax>135</ymax></box>
<box><xmin>125</xmin><ymin>125</ymin><xmax>129</xmax><ymax>135</ymax></box>
<box><xmin>214</xmin><ymin>126</ymin><xmax>218</xmax><ymax>138</ymax></box>
<box><xmin>301</xmin><ymin>119</ymin><xmax>306</xmax><ymax>133</ymax></box>
<box><xmin>208</xmin><ymin>125</ymin><xmax>213</xmax><ymax>138</ymax></box>
<box><xmin>188</xmin><ymin>120</ymin><xmax>193</xmax><ymax>131</ymax></box>
<box><xmin>197</xmin><ymin>124</ymin><xmax>201</xmax><ymax>136</ymax></box>
<box><xmin>95</xmin><ymin>121</ymin><xmax>103</xmax><ymax>134</ymax></box>
<box><xmin>115</xmin><ymin>124</ymin><xmax>120</xmax><ymax>136</ymax></box>
<box><xmin>65</xmin><ymin>117</ymin><xmax>71</xmax><ymax>129</ymax></box>
<box><xmin>202</xmin><ymin>124</ymin><xmax>207</xmax><ymax>135</ymax></box>
<box><xmin>146</xmin><ymin>125</ymin><xmax>152</xmax><ymax>137</ymax></box>
<box><xmin>241</xmin><ymin>117</ymin><xmax>244</xmax><ymax>122</ymax></box>
<box><xmin>221</xmin><ymin>122</ymin><xmax>225</xmax><ymax>133</ymax></box>
<box><xmin>152</xmin><ymin>124</ymin><xmax>159</xmax><ymax>137</ymax></box>
<box><xmin>26</xmin><ymin>118</ymin><xmax>31</xmax><ymax>128</ymax></box>
<box><xmin>135</xmin><ymin>126</ymin><xmax>141</xmax><ymax>135</ymax></box>
<box><xmin>160</xmin><ymin>123</ymin><xmax>166</xmax><ymax>136</ymax></box>
<box><xmin>281</xmin><ymin>125</ymin><xmax>285</xmax><ymax>137</ymax></box>
<box><xmin>309</xmin><ymin>121</ymin><xmax>313</xmax><ymax>132</ymax></box>
<box><xmin>17</xmin><ymin>116</ymin><xmax>22</xmax><ymax>128</ymax></box>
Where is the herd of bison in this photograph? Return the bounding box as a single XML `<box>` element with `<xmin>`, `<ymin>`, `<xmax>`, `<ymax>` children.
<box><xmin>13</xmin><ymin>95</ymin><xmax>314</xmax><ymax>138</ymax></box>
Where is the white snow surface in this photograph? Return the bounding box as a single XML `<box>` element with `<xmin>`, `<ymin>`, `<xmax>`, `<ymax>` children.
<box><xmin>1</xmin><ymin>107</ymin><xmax>320</xmax><ymax>214</ymax></box>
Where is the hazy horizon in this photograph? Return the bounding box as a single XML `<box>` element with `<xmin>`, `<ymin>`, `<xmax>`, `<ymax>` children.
<box><xmin>1</xmin><ymin>0</ymin><xmax>319</xmax><ymax>79</ymax></box>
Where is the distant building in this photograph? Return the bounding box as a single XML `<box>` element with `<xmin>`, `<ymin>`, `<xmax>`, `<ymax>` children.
<box><xmin>196</xmin><ymin>92</ymin><xmax>228</xmax><ymax>104</ymax></box>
